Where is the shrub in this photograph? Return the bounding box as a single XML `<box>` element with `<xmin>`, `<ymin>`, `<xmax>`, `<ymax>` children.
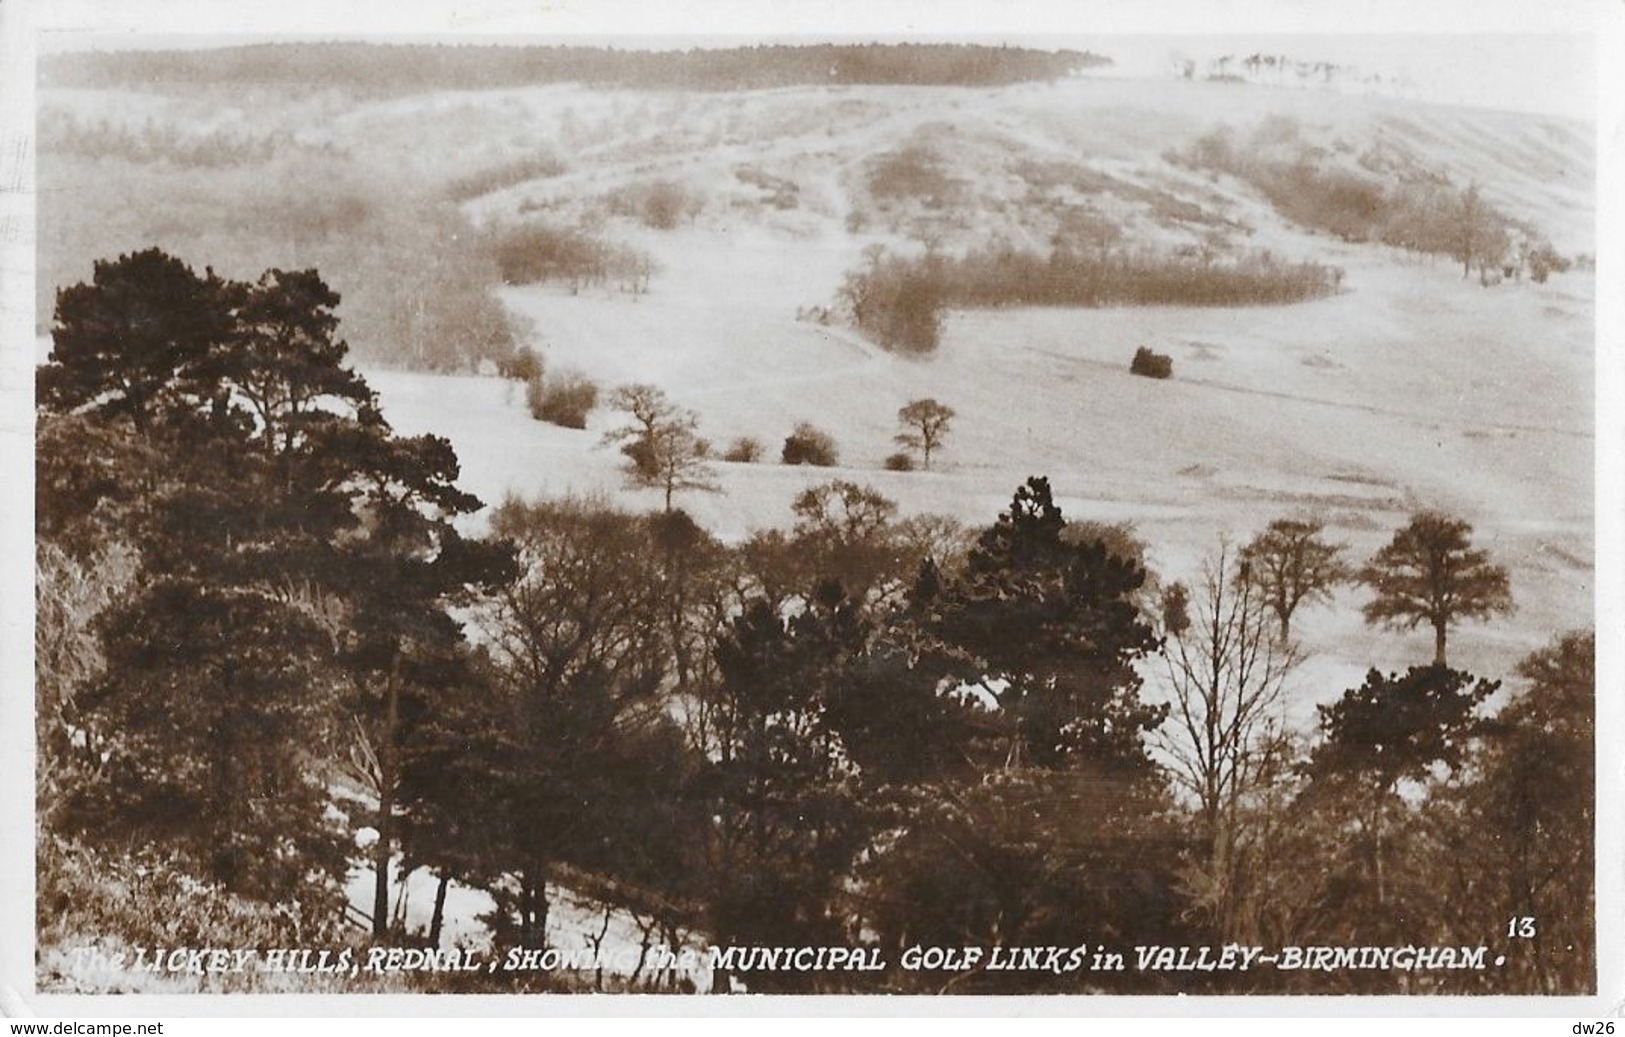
<box><xmin>884</xmin><ymin>451</ymin><xmax>916</xmax><ymax>472</ymax></box>
<box><xmin>724</xmin><ymin>436</ymin><xmax>764</xmax><ymax>463</ymax></box>
<box><xmin>487</xmin><ymin>222</ymin><xmax>653</xmax><ymax>292</ymax></box>
<box><xmin>782</xmin><ymin>423</ymin><xmax>839</xmax><ymax>467</ymax></box>
<box><xmin>1131</xmin><ymin>346</ymin><xmax>1173</xmax><ymax>379</ymax></box>
<box><xmin>501</xmin><ymin>346</ymin><xmax>544</xmax><ymax>383</ymax></box>
<box><xmin>619</xmin><ymin>435</ymin><xmax>659</xmax><ymax>477</ymax></box>
<box><xmin>602</xmin><ymin>179</ymin><xmax>703</xmax><ymax>230</ymax></box>
<box><xmin>734</xmin><ymin>167</ymin><xmax>800</xmax><ymax>210</ymax></box>
<box><xmin>530</xmin><ymin>369</ymin><xmax>600</xmax><ymax>428</ymax></box>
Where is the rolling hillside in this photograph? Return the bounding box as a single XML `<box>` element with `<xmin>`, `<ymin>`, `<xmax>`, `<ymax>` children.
<box><xmin>33</xmin><ymin>44</ymin><xmax>1598</xmax><ymax>991</ymax></box>
<box><xmin>38</xmin><ymin>63</ymin><xmax>1594</xmax><ymax>717</ymax></box>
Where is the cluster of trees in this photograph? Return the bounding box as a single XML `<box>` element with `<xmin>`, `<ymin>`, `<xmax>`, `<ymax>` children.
<box><xmin>43</xmin><ymin>43</ymin><xmax>1109</xmax><ymax>97</ymax></box>
<box><xmin>598</xmin><ymin>180</ymin><xmax>706</xmax><ymax>231</ymax></box>
<box><xmin>37</xmin><ymin>251</ymin><xmax>512</xmax><ymax>954</ymax></box>
<box><xmin>864</xmin><ymin>144</ymin><xmax>970</xmax><ymax>210</ymax></box>
<box><xmin>38</xmin><ymin>252</ymin><xmax>1591</xmax><ymax>995</ymax></box>
<box><xmin>487</xmin><ymin>222</ymin><xmax>656</xmax><ymax>296</ymax></box>
<box><xmin>1172</xmin><ymin>122</ymin><xmax>1569</xmax><ymax>283</ymax></box>
<box><xmin>599</xmin><ymin>389</ymin><xmax>958</xmax><ymax>493</ymax></box>
<box><xmin>38</xmin><ymin>107</ymin><xmax>337</xmax><ymax>168</ymax></box>
<box><xmin>840</xmin><ymin>243</ymin><xmax>1342</xmax><ymax>353</ymax></box>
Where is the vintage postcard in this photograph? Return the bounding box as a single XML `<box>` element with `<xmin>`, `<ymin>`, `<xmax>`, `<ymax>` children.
<box><xmin>2</xmin><ymin>0</ymin><xmax>1617</xmax><ymax>1021</ymax></box>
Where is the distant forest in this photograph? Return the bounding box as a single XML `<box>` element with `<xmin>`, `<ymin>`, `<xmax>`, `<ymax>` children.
<box><xmin>41</xmin><ymin>42</ymin><xmax>1110</xmax><ymax>95</ymax></box>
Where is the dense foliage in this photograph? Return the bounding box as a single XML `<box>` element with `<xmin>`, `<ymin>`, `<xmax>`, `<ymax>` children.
<box><xmin>841</xmin><ymin>243</ymin><xmax>1342</xmax><ymax>353</ymax></box>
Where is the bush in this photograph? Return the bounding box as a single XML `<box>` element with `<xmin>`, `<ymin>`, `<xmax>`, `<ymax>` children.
<box><xmin>501</xmin><ymin>346</ymin><xmax>544</xmax><ymax>383</ymax></box>
<box><xmin>487</xmin><ymin>222</ymin><xmax>653</xmax><ymax>292</ymax></box>
<box><xmin>1526</xmin><ymin>242</ymin><xmax>1570</xmax><ymax>284</ymax></box>
<box><xmin>1131</xmin><ymin>347</ymin><xmax>1173</xmax><ymax>379</ymax></box>
<box><xmin>782</xmin><ymin>423</ymin><xmax>839</xmax><ymax>467</ymax></box>
<box><xmin>529</xmin><ymin>369</ymin><xmax>600</xmax><ymax>428</ymax></box>
<box><xmin>602</xmin><ymin>179</ymin><xmax>703</xmax><ymax>230</ymax></box>
<box><xmin>618</xmin><ymin>435</ymin><xmax>659</xmax><ymax>477</ymax></box>
<box><xmin>724</xmin><ymin>436</ymin><xmax>764</xmax><ymax>463</ymax></box>
<box><xmin>884</xmin><ymin>451</ymin><xmax>916</xmax><ymax>472</ymax></box>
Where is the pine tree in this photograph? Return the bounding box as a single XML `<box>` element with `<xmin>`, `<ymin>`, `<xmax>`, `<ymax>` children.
<box><xmin>1358</xmin><ymin>512</ymin><xmax>1512</xmax><ymax>666</ymax></box>
<box><xmin>921</xmin><ymin>476</ymin><xmax>1165</xmax><ymax>770</ymax></box>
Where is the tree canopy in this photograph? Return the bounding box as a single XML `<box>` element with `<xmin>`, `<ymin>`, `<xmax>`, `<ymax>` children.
<box><xmin>1358</xmin><ymin>512</ymin><xmax>1513</xmax><ymax>666</ymax></box>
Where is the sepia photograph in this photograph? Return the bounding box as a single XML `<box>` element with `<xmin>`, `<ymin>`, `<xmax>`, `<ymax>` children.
<box><xmin>5</xmin><ymin>0</ymin><xmax>1616</xmax><ymax>1016</ymax></box>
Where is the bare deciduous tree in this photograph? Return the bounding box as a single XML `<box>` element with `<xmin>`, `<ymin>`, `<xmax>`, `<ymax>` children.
<box><xmin>603</xmin><ymin>383</ymin><xmax>718</xmax><ymax>511</ymax></box>
<box><xmin>1239</xmin><ymin>517</ymin><xmax>1349</xmax><ymax>641</ymax></box>
<box><xmin>1153</xmin><ymin>543</ymin><xmax>1298</xmax><ymax>939</ymax></box>
<box><xmin>895</xmin><ymin>398</ymin><xmax>955</xmax><ymax>470</ymax></box>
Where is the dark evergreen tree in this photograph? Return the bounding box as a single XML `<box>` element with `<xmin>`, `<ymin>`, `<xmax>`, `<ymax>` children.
<box><xmin>1358</xmin><ymin>512</ymin><xmax>1513</xmax><ymax>666</ymax></box>
<box><xmin>40</xmin><ymin>248</ymin><xmax>237</xmax><ymax>433</ymax></box>
<box><xmin>1306</xmin><ymin>665</ymin><xmax>1498</xmax><ymax>915</ymax></box>
<box><xmin>700</xmin><ymin>587</ymin><xmax>874</xmax><ymax>990</ymax></box>
<box><xmin>854</xmin><ymin>478</ymin><xmax>1187</xmax><ymax>989</ymax></box>
<box><xmin>917</xmin><ymin>476</ymin><xmax>1165</xmax><ymax>770</ymax></box>
<box><xmin>38</xmin><ymin>250</ymin><xmax>505</xmax><ymax>938</ymax></box>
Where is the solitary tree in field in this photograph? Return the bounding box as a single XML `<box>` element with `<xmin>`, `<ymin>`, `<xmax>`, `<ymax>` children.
<box><xmin>1358</xmin><ymin>512</ymin><xmax>1513</xmax><ymax>666</ymax></box>
<box><xmin>1239</xmin><ymin>517</ymin><xmax>1349</xmax><ymax>641</ymax></box>
<box><xmin>895</xmin><ymin>398</ymin><xmax>955</xmax><ymax>470</ymax></box>
<box><xmin>604</xmin><ymin>383</ymin><xmax>718</xmax><ymax>511</ymax></box>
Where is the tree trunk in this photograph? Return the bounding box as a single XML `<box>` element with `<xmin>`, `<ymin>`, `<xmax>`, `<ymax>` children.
<box><xmin>518</xmin><ymin>867</ymin><xmax>550</xmax><ymax>948</ymax></box>
<box><xmin>1433</xmin><ymin>621</ymin><xmax>1448</xmax><ymax>667</ymax></box>
<box><xmin>371</xmin><ymin>655</ymin><xmax>401</xmax><ymax>939</ymax></box>
<box><xmin>429</xmin><ymin>871</ymin><xmax>450</xmax><ymax>948</ymax></box>
<box><xmin>1373</xmin><ymin>792</ymin><xmax>1387</xmax><ymax>908</ymax></box>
